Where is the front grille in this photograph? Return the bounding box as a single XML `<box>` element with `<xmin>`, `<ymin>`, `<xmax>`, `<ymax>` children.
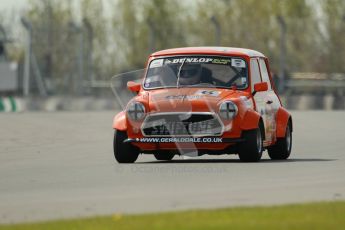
<box><xmin>142</xmin><ymin>113</ymin><xmax>223</xmax><ymax>136</ymax></box>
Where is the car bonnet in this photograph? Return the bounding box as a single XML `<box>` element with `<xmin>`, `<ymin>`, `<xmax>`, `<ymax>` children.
<box><xmin>147</xmin><ymin>87</ymin><xmax>239</xmax><ymax>113</ymax></box>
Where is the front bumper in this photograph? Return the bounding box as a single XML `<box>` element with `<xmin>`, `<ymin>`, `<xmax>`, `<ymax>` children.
<box><xmin>126</xmin><ymin>111</ymin><xmax>244</xmax><ymax>151</ymax></box>
<box><xmin>124</xmin><ymin>137</ymin><xmax>244</xmax><ymax>143</ymax></box>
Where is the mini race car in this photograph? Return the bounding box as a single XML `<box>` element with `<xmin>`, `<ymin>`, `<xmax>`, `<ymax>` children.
<box><xmin>112</xmin><ymin>47</ymin><xmax>292</xmax><ymax>163</ymax></box>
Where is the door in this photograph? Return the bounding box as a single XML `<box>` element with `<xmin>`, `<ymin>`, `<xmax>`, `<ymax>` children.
<box><xmin>250</xmin><ymin>58</ymin><xmax>274</xmax><ymax>144</ymax></box>
<box><xmin>258</xmin><ymin>58</ymin><xmax>280</xmax><ymax>143</ymax></box>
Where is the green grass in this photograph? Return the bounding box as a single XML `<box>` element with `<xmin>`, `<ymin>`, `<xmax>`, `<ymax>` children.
<box><xmin>1</xmin><ymin>201</ymin><xmax>344</xmax><ymax>230</ymax></box>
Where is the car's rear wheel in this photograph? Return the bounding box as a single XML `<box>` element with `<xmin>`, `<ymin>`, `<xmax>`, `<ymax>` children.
<box><xmin>113</xmin><ymin>129</ymin><xmax>139</xmax><ymax>163</ymax></box>
<box><xmin>153</xmin><ymin>151</ymin><xmax>175</xmax><ymax>161</ymax></box>
<box><xmin>238</xmin><ymin>128</ymin><xmax>263</xmax><ymax>162</ymax></box>
<box><xmin>268</xmin><ymin>123</ymin><xmax>292</xmax><ymax>160</ymax></box>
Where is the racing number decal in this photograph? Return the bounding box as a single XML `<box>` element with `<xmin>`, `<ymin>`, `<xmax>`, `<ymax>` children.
<box><xmin>195</xmin><ymin>90</ymin><xmax>221</xmax><ymax>97</ymax></box>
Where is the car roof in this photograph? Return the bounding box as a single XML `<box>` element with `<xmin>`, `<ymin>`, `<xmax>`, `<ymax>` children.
<box><xmin>151</xmin><ymin>47</ymin><xmax>266</xmax><ymax>58</ymax></box>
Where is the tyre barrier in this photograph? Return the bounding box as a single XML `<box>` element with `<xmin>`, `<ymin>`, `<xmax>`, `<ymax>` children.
<box><xmin>22</xmin><ymin>97</ymin><xmax>117</xmax><ymax>111</ymax></box>
<box><xmin>0</xmin><ymin>97</ymin><xmax>23</xmax><ymax>112</ymax></box>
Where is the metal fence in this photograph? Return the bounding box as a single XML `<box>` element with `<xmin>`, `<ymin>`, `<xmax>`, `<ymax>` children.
<box><xmin>19</xmin><ymin>17</ymin><xmax>103</xmax><ymax>97</ymax></box>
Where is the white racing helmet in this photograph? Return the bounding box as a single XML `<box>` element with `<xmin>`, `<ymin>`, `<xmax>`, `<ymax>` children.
<box><xmin>179</xmin><ymin>64</ymin><xmax>201</xmax><ymax>85</ymax></box>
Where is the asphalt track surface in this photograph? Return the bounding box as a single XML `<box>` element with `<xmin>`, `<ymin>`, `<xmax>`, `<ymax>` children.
<box><xmin>0</xmin><ymin>111</ymin><xmax>344</xmax><ymax>224</ymax></box>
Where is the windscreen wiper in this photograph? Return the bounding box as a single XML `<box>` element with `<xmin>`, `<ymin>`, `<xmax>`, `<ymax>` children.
<box><xmin>176</xmin><ymin>58</ymin><xmax>187</xmax><ymax>89</ymax></box>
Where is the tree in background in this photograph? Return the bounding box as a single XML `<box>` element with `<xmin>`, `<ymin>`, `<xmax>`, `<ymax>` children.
<box><xmin>25</xmin><ymin>0</ymin><xmax>75</xmax><ymax>93</ymax></box>
<box><xmin>13</xmin><ymin>0</ymin><xmax>345</xmax><ymax>95</ymax></box>
<box><xmin>322</xmin><ymin>0</ymin><xmax>345</xmax><ymax>73</ymax></box>
<box><xmin>24</xmin><ymin>0</ymin><xmax>111</xmax><ymax>93</ymax></box>
<box><xmin>80</xmin><ymin>0</ymin><xmax>110</xmax><ymax>80</ymax></box>
<box><xmin>111</xmin><ymin>0</ymin><xmax>145</xmax><ymax>70</ymax></box>
<box><xmin>275</xmin><ymin>0</ymin><xmax>322</xmax><ymax>72</ymax></box>
<box><xmin>193</xmin><ymin>0</ymin><xmax>323</xmax><ymax>73</ymax></box>
<box><xmin>113</xmin><ymin>0</ymin><xmax>186</xmax><ymax>70</ymax></box>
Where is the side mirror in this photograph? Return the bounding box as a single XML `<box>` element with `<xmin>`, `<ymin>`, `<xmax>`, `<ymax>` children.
<box><xmin>253</xmin><ymin>82</ymin><xmax>268</xmax><ymax>96</ymax></box>
<box><xmin>127</xmin><ymin>81</ymin><xmax>141</xmax><ymax>93</ymax></box>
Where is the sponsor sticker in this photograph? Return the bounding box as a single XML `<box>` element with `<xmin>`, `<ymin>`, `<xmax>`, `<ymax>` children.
<box><xmin>241</xmin><ymin>77</ymin><xmax>247</xmax><ymax>85</ymax></box>
<box><xmin>240</xmin><ymin>96</ymin><xmax>253</xmax><ymax>109</ymax></box>
<box><xmin>166</xmin><ymin>57</ymin><xmax>214</xmax><ymax>64</ymax></box>
<box><xmin>231</xmin><ymin>59</ymin><xmax>246</xmax><ymax>68</ymax></box>
<box><xmin>166</xmin><ymin>95</ymin><xmax>202</xmax><ymax>100</ymax></box>
<box><xmin>165</xmin><ymin>57</ymin><xmax>232</xmax><ymax>65</ymax></box>
<box><xmin>195</xmin><ymin>90</ymin><xmax>221</xmax><ymax>97</ymax></box>
<box><xmin>212</xmin><ymin>59</ymin><xmax>231</xmax><ymax>65</ymax></box>
<box><xmin>137</xmin><ymin>137</ymin><xmax>223</xmax><ymax>143</ymax></box>
<box><xmin>150</xmin><ymin>59</ymin><xmax>163</xmax><ymax>68</ymax></box>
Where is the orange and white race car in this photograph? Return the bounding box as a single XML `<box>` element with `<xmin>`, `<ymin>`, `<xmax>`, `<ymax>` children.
<box><xmin>112</xmin><ymin>47</ymin><xmax>292</xmax><ymax>163</ymax></box>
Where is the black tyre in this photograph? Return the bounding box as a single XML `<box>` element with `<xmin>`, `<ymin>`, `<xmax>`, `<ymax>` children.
<box><xmin>113</xmin><ymin>129</ymin><xmax>139</xmax><ymax>163</ymax></box>
<box><xmin>238</xmin><ymin>128</ymin><xmax>263</xmax><ymax>162</ymax></box>
<box><xmin>268</xmin><ymin>123</ymin><xmax>292</xmax><ymax>160</ymax></box>
<box><xmin>153</xmin><ymin>151</ymin><xmax>175</xmax><ymax>161</ymax></box>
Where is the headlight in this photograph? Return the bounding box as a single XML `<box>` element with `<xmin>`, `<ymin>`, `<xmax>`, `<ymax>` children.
<box><xmin>127</xmin><ymin>101</ymin><xmax>146</xmax><ymax>121</ymax></box>
<box><xmin>219</xmin><ymin>101</ymin><xmax>238</xmax><ymax>119</ymax></box>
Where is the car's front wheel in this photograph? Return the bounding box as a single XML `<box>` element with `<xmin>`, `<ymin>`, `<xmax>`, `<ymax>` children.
<box><xmin>153</xmin><ymin>151</ymin><xmax>175</xmax><ymax>161</ymax></box>
<box><xmin>113</xmin><ymin>129</ymin><xmax>139</xmax><ymax>163</ymax></box>
<box><xmin>238</xmin><ymin>128</ymin><xmax>263</xmax><ymax>162</ymax></box>
<box><xmin>268</xmin><ymin>122</ymin><xmax>292</xmax><ymax>160</ymax></box>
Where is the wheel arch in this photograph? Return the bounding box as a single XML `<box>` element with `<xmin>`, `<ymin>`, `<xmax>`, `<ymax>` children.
<box><xmin>276</xmin><ymin>107</ymin><xmax>292</xmax><ymax>138</ymax></box>
<box><xmin>112</xmin><ymin>111</ymin><xmax>127</xmax><ymax>131</ymax></box>
<box><xmin>240</xmin><ymin>109</ymin><xmax>266</xmax><ymax>140</ymax></box>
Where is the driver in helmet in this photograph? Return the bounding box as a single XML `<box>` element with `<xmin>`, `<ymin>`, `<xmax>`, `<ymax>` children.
<box><xmin>179</xmin><ymin>64</ymin><xmax>202</xmax><ymax>85</ymax></box>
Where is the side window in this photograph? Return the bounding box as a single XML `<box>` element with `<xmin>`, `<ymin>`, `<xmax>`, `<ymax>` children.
<box><xmin>250</xmin><ymin>58</ymin><xmax>261</xmax><ymax>92</ymax></box>
<box><xmin>258</xmin><ymin>59</ymin><xmax>272</xmax><ymax>90</ymax></box>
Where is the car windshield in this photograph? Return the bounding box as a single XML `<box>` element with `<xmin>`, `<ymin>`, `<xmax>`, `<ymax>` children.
<box><xmin>143</xmin><ymin>56</ymin><xmax>248</xmax><ymax>89</ymax></box>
